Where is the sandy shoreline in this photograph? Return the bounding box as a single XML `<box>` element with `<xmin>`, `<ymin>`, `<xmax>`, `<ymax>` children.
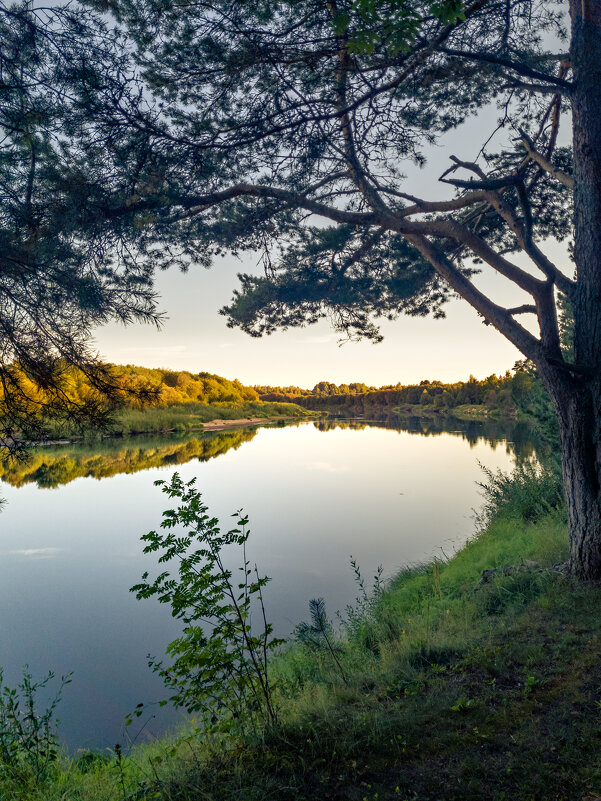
<box><xmin>200</xmin><ymin>415</ymin><xmax>302</xmax><ymax>431</ymax></box>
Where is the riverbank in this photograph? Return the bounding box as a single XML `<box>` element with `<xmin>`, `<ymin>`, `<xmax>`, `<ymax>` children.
<box><xmin>111</xmin><ymin>400</ymin><xmax>312</xmax><ymax>436</ymax></box>
<box><xmin>8</xmin><ymin>465</ymin><xmax>601</xmax><ymax>800</ymax></box>
<box><xmin>200</xmin><ymin>414</ymin><xmax>305</xmax><ymax>431</ymax></box>
<box><xmin>24</xmin><ymin>401</ymin><xmax>312</xmax><ymax>443</ymax></box>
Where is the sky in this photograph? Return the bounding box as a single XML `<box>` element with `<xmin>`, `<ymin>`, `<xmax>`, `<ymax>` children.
<box><xmin>93</xmin><ymin>103</ymin><xmax>570</xmax><ymax>390</ymax></box>
<box><xmin>95</xmin><ymin>254</ymin><xmax>527</xmax><ymax>388</ymax></box>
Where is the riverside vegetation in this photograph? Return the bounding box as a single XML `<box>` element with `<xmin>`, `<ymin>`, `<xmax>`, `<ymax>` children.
<box><xmin>256</xmin><ymin>369</ymin><xmax>547</xmax><ymax>423</ymax></box>
<box><xmin>5</xmin><ymin>453</ymin><xmax>601</xmax><ymax>800</ymax></box>
<box><xmin>7</xmin><ymin>361</ymin><xmax>544</xmax><ymax>445</ymax></box>
<box><xmin>0</xmin><ymin>366</ymin><xmax>571</xmax><ymax>800</ymax></box>
<box><xmin>3</xmin><ymin>364</ymin><xmax>310</xmax><ymax>443</ymax></box>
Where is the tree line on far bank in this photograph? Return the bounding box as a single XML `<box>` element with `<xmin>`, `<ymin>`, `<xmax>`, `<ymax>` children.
<box><xmin>0</xmin><ymin>364</ymin><xmax>260</xmax><ymax>441</ymax></box>
<box><xmin>3</xmin><ymin>360</ymin><xmax>551</xmax><ymax>440</ymax></box>
<box><xmin>255</xmin><ymin>369</ymin><xmax>547</xmax><ymax>420</ymax></box>
<box><xmin>117</xmin><ymin>365</ymin><xmax>260</xmax><ymax>406</ymax></box>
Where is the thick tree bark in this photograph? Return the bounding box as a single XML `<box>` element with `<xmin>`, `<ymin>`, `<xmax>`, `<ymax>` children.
<box><xmin>561</xmin><ymin>2</ymin><xmax>601</xmax><ymax>578</ymax></box>
<box><xmin>546</xmin><ymin>375</ymin><xmax>601</xmax><ymax>579</ymax></box>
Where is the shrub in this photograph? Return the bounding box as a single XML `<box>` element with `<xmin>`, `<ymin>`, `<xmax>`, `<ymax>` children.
<box><xmin>476</xmin><ymin>460</ymin><xmax>564</xmax><ymax>526</ymax></box>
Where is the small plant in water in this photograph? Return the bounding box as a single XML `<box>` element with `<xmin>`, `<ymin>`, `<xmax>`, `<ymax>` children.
<box><xmin>0</xmin><ymin>666</ymin><xmax>71</xmax><ymax>784</ymax></box>
<box><xmin>130</xmin><ymin>473</ymin><xmax>282</xmax><ymax>731</ymax></box>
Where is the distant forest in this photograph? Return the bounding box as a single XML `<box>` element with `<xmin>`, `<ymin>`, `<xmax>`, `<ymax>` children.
<box><xmin>114</xmin><ymin>365</ymin><xmax>261</xmax><ymax>406</ymax></box>
<box><xmin>8</xmin><ymin>364</ymin><xmax>547</xmax><ymax>439</ymax></box>
<box><xmin>4</xmin><ymin>364</ymin><xmax>260</xmax><ymax>415</ymax></box>
<box><xmin>3</xmin><ymin>365</ymin><xmax>278</xmax><ymax>440</ymax></box>
<box><xmin>254</xmin><ymin>370</ymin><xmax>542</xmax><ymax>418</ymax></box>
<box><xmin>11</xmin><ymin>364</ymin><xmax>538</xmax><ymax>413</ymax></box>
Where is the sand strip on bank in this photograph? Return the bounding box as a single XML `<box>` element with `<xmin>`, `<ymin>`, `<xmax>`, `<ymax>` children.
<box><xmin>201</xmin><ymin>416</ymin><xmax>302</xmax><ymax>431</ymax></box>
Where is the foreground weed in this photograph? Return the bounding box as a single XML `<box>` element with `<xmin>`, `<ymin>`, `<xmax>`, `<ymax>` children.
<box><xmin>295</xmin><ymin>598</ymin><xmax>348</xmax><ymax>683</ymax></box>
<box><xmin>0</xmin><ymin>667</ymin><xmax>70</xmax><ymax>785</ymax></box>
<box><xmin>131</xmin><ymin>473</ymin><xmax>283</xmax><ymax>732</ymax></box>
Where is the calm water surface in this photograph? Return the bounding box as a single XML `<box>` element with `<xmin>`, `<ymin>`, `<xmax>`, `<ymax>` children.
<box><xmin>0</xmin><ymin>418</ymin><xmax>528</xmax><ymax>749</ymax></box>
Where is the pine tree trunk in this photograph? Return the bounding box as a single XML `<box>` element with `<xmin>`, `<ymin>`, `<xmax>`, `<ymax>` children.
<box><xmin>551</xmin><ymin>381</ymin><xmax>601</xmax><ymax>579</ymax></box>
<box><xmin>552</xmin><ymin>3</ymin><xmax>601</xmax><ymax>578</ymax></box>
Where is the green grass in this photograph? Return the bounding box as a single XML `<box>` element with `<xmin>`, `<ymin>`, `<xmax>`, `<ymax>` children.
<box><xmin>40</xmin><ymin>401</ymin><xmax>311</xmax><ymax>440</ymax></box>
<box><xmin>8</xmin><ymin>492</ymin><xmax>601</xmax><ymax>801</ymax></box>
<box><xmin>111</xmin><ymin>400</ymin><xmax>311</xmax><ymax>436</ymax></box>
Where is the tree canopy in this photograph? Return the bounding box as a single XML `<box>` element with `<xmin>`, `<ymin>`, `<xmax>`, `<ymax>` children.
<box><xmin>72</xmin><ymin>0</ymin><xmax>571</xmax><ymax>355</ymax></box>
<box><xmin>0</xmin><ymin>2</ymin><xmax>160</xmax><ymax>448</ymax></box>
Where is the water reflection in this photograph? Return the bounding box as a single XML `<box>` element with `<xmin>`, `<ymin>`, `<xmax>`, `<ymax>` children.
<box><xmin>0</xmin><ymin>416</ymin><xmax>540</xmax><ymax>490</ymax></box>
<box><xmin>0</xmin><ymin>418</ymin><xmax>531</xmax><ymax>749</ymax></box>
<box><xmin>315</xmin><ymin>416</ymin><xmax>543</xmax><ymax>461</ymax></box>
<box><xmin>0</xmin><ymin>428</ymin><xmax>258</xmax><ymax>489</ymax></box>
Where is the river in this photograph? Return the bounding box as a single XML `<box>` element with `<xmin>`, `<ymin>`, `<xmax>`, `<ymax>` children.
<box><xmin>0</xmin><ymin>416</ymin><xmax>533</xmax><ymax>750</ymax></box>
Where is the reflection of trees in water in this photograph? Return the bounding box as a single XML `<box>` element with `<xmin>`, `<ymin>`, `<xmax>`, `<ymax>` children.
<box><xmin>314</xmin><ymin>416</ymin><xmax>542</xmax><ymax>462</ymax></box>
<box><xmin>314</xmin><ymin>419</ymin><xmax>369</xmax><ymax>433</ymax></box>
<box><xmin>1</xmin><ymin>416</ymin><xmax>544</xmax><ymax>490</ymax></box>
<box><xmin>0</xmin><ymin>429</ymin><xmax>258</xmax><ymax>489</ymax></box>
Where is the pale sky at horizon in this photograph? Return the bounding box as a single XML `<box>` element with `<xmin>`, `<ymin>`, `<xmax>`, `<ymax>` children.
<box><xmin>93</xmin><ymin>102</ymin><xmax>572</xmax><ymax>389</ymax></box>
<box><xmin>94</xmin><ymin>253</ymin><xmax>527</xmax><ymax>388</ymax></box>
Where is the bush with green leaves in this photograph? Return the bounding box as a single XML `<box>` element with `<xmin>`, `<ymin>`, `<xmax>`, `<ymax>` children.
<box><xmin>130</xmin><ymin>473</ymin><xmax>282</xmax><ymax>732</ymax></box>
<box><xmin>477</xmin><ymin>460</ymin><xmax>564</xmax><ymax>527</ymax></box>
<box><xmin>0</xmin><ymin>667</ymin><xmax>70</xmax><ymax>785</ymax></box>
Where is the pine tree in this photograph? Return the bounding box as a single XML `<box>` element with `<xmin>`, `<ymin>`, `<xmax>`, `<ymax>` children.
<box><xmin>0</xmin><ymin>3</ymin><xmax>160</xmax><ymax>447</ymax></box>
<box><xmin>5</xmin><ymin>1</ymin><xmax>601</xmax><ymax>578</ymax></box>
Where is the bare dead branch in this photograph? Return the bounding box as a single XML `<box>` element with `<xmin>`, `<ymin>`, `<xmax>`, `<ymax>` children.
<box><xmin>519</xmin><ymin>131</ymin><xmax>574</xmax><ymax>189</ymax></box>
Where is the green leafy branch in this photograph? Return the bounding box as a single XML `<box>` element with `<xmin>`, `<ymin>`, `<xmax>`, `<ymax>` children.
<box><xmin>130</xmin><ymin>473</ymin><xmax>283</xmax><ymax>732</ymax></box>
<box><xmin>337</xmin><ymin>0</ymin><xmax>466</xmax><ymax>55</ymax></box>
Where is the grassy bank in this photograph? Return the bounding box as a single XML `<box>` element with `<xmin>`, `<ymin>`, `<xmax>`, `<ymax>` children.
<box><xmin>9</xmin><ymin>479</ymin><xmax>601</xmax><ymax>800</ymax></box>
<box><xmin>101</xmin><ymin>400</ymin><xmax>310</xmax><ymax>437</ymax></box>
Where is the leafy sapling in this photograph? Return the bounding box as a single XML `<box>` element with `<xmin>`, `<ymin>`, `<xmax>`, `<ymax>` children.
<box><xmin>130</xmin><ymin>473</ymin><xmax>282</xmax><ymax>731</ymax></box>
<box><xmin>339</xmin><ymin>557</ymin><xmax>385</xmax><ymax>641</ymax></box>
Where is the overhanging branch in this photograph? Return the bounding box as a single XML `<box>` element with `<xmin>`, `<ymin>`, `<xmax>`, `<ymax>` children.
<box><xmin>393</xmin><ymin>217</ymin><xmax>544</xmax><ymax>297</ymax></box>
<box><xmin>402</xmin><ymin>232</ymin><xmax>542</xmax><ymax>361</ymax></box>
<box><xmin>439</xmin><ymin>47</ymin><xmax>572</xmax><ymax>93</ymax></box>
